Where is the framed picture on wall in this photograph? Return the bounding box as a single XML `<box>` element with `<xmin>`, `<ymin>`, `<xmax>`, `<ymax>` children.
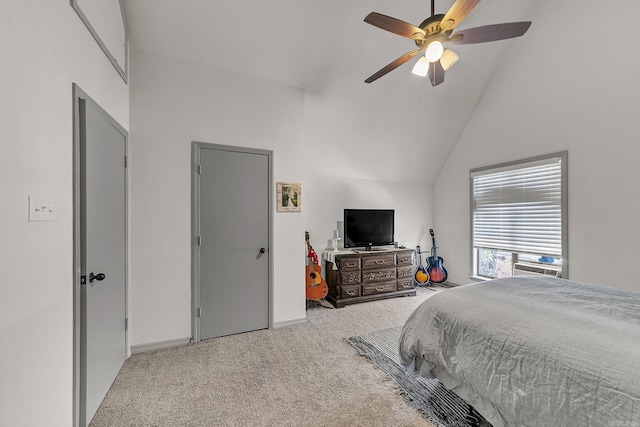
<box><xmin>276</xmin><ymin>182</ymin><xmax>301</xmax><ymax>212</ymax></box>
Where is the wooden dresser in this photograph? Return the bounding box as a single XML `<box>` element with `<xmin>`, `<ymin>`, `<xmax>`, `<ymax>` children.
<box><xmin>323</xmin><ymin>248</ymin><xmax>416</xmax><ymax>308</ymax></box>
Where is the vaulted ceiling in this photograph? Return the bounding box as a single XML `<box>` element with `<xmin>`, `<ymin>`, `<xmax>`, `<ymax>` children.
<box><xmin>122</xmin><ymin>0</ymin><xmax>537</xmax><ymax>182</ymax></box>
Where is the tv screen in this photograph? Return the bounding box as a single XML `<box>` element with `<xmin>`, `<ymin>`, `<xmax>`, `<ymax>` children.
<box><xmin>344</xmin><ymin>209</ymin><xmax>395</xmax><ymax>249</ymax></box>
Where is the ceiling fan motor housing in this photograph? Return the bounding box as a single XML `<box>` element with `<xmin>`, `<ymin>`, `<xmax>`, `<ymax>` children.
<box><xmin>415</xmin><ymin>14</ymin><xmax>446</xmax><ymax>48</ymax></box>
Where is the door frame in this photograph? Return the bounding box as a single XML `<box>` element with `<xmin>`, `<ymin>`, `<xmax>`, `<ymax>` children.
<box><xmin>191</xmin><ymin>142</ymin><xmax>273</xmax><ymax>342</ymax></box>
<box><xmin>72</xmin><ymin>84</ymin><xmax>129</xmax><ymax>427</ymax></box>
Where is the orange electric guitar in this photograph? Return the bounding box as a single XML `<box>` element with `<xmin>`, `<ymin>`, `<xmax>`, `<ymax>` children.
<box><xmin>414</xmin><ymin>245</ymin><xmax>430</xmax><ymax>285</ymax></box>
<box><xmin>305</xmin><ymin>231</ymin><xmax>328</xmax><ymax>300</ymax></box>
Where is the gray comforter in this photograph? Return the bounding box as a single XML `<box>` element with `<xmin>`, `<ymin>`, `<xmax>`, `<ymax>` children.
<box><xmin>399</xmin><ymin>276</ymin><xmax>640</xmax><ymax>427</ymax></box>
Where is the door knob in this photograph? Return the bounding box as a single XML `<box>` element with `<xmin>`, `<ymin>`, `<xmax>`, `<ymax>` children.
<box><xmin>89</xmin><ymin>272</ymin><xmax>106</xmax><ymax>283</ymax></box>
<box><xmin>259</xmin><ymin>248</ymin><xmax>266</xmax><ymax>254</ymax></box>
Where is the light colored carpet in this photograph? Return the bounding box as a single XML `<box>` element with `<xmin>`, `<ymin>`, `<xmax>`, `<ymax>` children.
<box><xmin>90</xmin><ymin>287</ymin><xmax>444</xmax><ymax>427</ymax></box>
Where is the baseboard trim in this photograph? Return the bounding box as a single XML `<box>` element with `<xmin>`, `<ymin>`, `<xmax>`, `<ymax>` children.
<box><xmin>130</xmin><ymin>321</ymin><xmax>307</xmax><ymax>352</ymax></box>
<box><xmin>130</xmin><ymin>337</ymin><xmax>192</xmax><ymax>354</ymax></box>
<box><xmin>273</xmin><ymin>317</ymin><xmax>307</xmax><ymax>329</ymax></box>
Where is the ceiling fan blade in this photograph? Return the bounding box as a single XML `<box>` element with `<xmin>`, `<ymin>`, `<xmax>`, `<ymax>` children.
<box><xmin>365</xmin><ymin>49</ymin><xmax>423</xmax><ymax>83</ymax></box>
<box><xmin>449</xmin><ymin>22</ymin><xmax>532</xmax><ymax>45</ymax></box>
<box><xmin>439</xmin><ymin>0</ymin><xmax>481</xmax><ymax>33</ymax></box>
<box><xmin>364</xmin><ymin>12</ymin><xmax>426</xmax><ymax>40</ymax></box>
<box><xmin>428</xmin><ymin>61</ymin><xmax>445</xmax><ymax>86</ymax></box>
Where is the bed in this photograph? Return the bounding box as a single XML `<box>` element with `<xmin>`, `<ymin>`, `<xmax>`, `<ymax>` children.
<box><xmin>399</xmin><ymin>276</ymin><xmax>640</xmax><ymax>427</ymax></box>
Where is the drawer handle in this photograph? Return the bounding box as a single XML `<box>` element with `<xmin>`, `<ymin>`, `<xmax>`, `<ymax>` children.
<box><xmin>345</xmin><ymin>262</ymin><xmax>357</xmax><ymax>268</ymax></box>
<box><xmin>376</xmin><ymin>287</ymin><xmax>385</xmax><ymax>291</ymax></box>
<box><xmin>375</xmin><ymin>260</ymin><xmax>384</xmax><ymax>264</ymax></box>
<box><xmin>346</xmin><ymin>290</ymin><xmax>357</xmax><ymax>296</ymax></box>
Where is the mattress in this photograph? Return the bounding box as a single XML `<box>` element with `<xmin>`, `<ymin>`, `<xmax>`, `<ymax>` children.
<box><xmin>399</xmin><ymin>276</ymin><xmax>640</xmax><ymax>427</ymax></box>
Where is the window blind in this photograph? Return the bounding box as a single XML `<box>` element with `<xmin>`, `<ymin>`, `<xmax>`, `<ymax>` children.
<box><xmin>471</xmin><ymin>156</ymin><xmax>563</xmax><ymax>257</ymax></box>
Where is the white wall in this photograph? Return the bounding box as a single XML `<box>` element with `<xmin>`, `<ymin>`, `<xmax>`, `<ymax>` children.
<box><xmin>302</xmin><ymin>67</ymin><xmax>441</xmax><ymax>262</ymax></box>
<box><xmin>0</xmin><ymin>1</ymin><xmax>129</xmax><ymax>426</ymax></box>
<box><xmin>128</xmin><ymin>50</ymin><xmax>306</xmax><ymax>346</ymax></box>
<box><xmin>304</xmin><ymin>173</ymin><xmax>433</xmax><ymax>254</ymax></box>
<box><xmin>128</xmin><ymin>47</ymin><xmax>437</xmax><ymax>347</ymax></box>
<box><xmin>434</xmin><ymin>0</ymin><xmax>640</xmax><ymax>290</ymax></box>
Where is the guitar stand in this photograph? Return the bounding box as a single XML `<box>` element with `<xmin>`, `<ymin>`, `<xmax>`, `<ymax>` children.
<box><xmin>415</xmin><ymin>282</ymin><xmax>439</xmax><ymax>291</ymax></box>
<box><xmin>306</xmin><ymin>299</ymin><xmax>334</xmax><ymax>310</ymax></box>
<box><xmin>436</xmin><ymin>282</ymin><xmax>454</xmax><ymax>288</ymax></box>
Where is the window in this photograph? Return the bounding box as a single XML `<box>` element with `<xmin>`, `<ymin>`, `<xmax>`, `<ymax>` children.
<box><xmin>470</xmin><ymin>152</ymin><xmax>567</xmax><ymax>279</ymax></box>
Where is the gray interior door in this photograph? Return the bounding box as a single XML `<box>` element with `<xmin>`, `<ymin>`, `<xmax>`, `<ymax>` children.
<box><xmin>79</xmin><ymin>96</ymin><xmax>127</xmax><ymax>426</ymax></box>
<box><xmin>197</xmin><ymin>146</ymin><xmax>270</xmax><ymax>340</ymax></box>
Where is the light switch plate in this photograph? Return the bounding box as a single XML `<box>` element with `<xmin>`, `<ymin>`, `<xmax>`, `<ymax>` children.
<box><xmin>29</xmin><ymin>195</ymin><xmax>56</xmax><ymax>222</ymax></box>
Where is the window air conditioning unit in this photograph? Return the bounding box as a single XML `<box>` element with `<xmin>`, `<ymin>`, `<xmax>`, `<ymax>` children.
<box><xmin>512</xmin><ymin>262</ymin><xmax>561</xmax><ymax>278</ymax></box>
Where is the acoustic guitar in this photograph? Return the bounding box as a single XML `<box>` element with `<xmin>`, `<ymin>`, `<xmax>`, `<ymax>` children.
<box><xmin>305</xmin><ymin>231</ymin><xmax>328</xmax><ymax>300</ymax></box>
<box><xmin>426</xmin><ymin>229</ymin><xmax>448</xmax><ymax>284</ymax></box>
<box><xmin>414</xmin><ymin>245</ymin><xmax>430</xmax><ymax>285</ymax></box>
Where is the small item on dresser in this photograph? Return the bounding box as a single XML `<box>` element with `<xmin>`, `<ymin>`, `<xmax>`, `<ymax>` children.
<box><xmin>305</xmin><ymin>231</ymin><xmax>328</xmax><ymax>301</ymax></box>
<box><xmin>414</xmin><ymin>245</ymin><xmax>430</xmax><ymax>285</ymax></box>
<box><xmin>426</xmin><ymin>229</ymin><xmax>448</xmax><ymax>284</ymax></box>
<box><xmin>331</xmin><ymin>229</ymin><xmax>341</xmax><ymax>251</ymax></box>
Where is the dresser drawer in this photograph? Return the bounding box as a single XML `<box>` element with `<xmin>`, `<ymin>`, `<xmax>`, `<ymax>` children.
<box><xmin>396</xmin><ymin>251</ymin><xmax>413</xmax><ymax>266</ymax></box>
<box><xmin>361</xmin><ymin>267</ymin><xmax>396</xmax><ymax>284</ymax></box>
<box><xmin>338</xmin><ymin>257</ymin><xmax>361</xmax><ymax>271</ymax></box>
<box><xmin>339</xmin><ymin>270</ymin><xmax>361</xmax><ymax>285</ymax></box>
<box><xmin>362</xmin><ymin>254</ymin><xmax>395</xmax><ymax>269</ymax></box>
<box><xmin>397</xmin><ymin>277</ymin><xmax>415</xmax><ymax>291</ymax></box>
<box><xmin>396</xmin><ymin>265</ymin><xmax>413</xmax><ymax>279</ymax></box>
<box><xmin>340</xmin><ymin>285</ymin><xmax>361</xmax><ymax>299</ymax></box>
<box><xmin>362</xmin><ymin>280</ymin><xmax>396</xmax><ymax>295</ymax></box>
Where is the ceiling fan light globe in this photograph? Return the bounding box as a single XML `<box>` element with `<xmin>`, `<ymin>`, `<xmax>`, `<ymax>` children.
<box><xmin>411</xmin><ymin>57</ymin><xmax>430</xmax><ymax>77</ymax></box>
<box><xmin>425</xmin><ymin>41</ymin><xmax>444</xmax><ymax>62</ymax></box>
<box><xmin>440</xmin><ymin>49</ymin><xmax>459</xmax><ymax>71</ymax></box>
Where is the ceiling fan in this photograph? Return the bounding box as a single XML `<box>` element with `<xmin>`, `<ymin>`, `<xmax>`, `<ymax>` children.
<box><xmin>364</xmin><ymin>0</ymin><xmax>531</xmax><ymax>86</ymax></box>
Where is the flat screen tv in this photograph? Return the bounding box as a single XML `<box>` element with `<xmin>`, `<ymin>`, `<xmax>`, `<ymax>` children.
<box><xmin>343</xmin><ymin>209</ymin><xmax>395</xmax><ymax>249</ymax></box>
